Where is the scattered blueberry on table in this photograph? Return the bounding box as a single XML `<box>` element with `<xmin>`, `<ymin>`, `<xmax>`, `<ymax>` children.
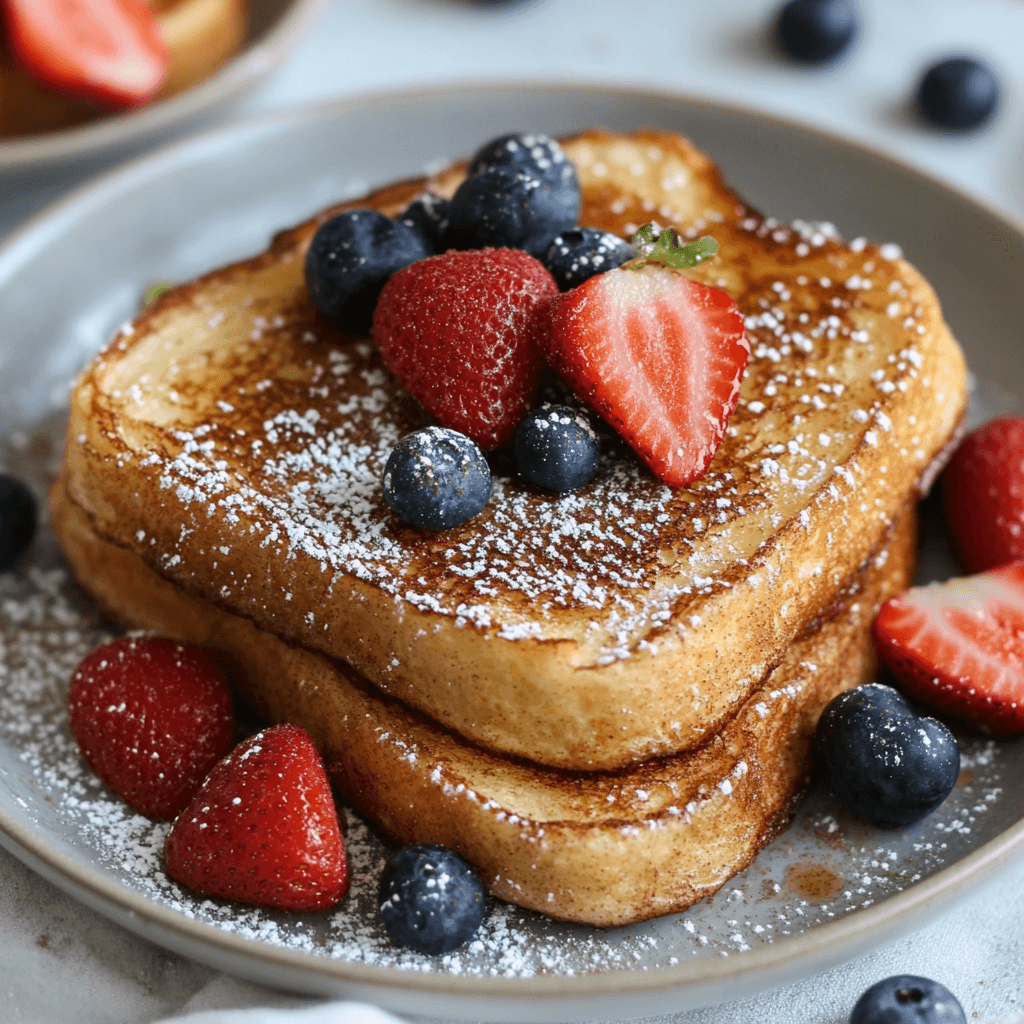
<box><xmin>850</xmin><ymin>975</ymin><xmax>967</xmax><ymax>1024</ymax></box>
<box><xmin>0</xmin><ymin>474</ymin><xmax>36</xmax><ymax>572</ymax></box>
<box><xmin>813</xmin><ymin>683</ymin><xmax>959</xmax><ymax>828</ymax></box>
<box><xmin>514</xmin><ymin>404</ymin><xmax>601</xmax><ymax>492</ymax></box>
<box><xmin>383</xmin><ymin>427</ymin><xmax>492</xmax><ymax>531</ymax></box>
<box><xmin>775</xmin><ymin>0</ymin><xmax>859</xmax><ymax>64</ymax></box>
<box><xmin>379</xmin><ymin>843</ymin><xmax>488</xmax><ymax>955</ymax></box>
<box><xmin>917</xmin><ymin>57</ymin><xmax>999</xmax><ymax>131</ymax></box>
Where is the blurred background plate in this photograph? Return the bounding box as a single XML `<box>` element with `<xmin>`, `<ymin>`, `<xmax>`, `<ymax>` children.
<box><xmin>0</xmin><ymin>86</ymin><xmax>1023</xmax><ymax>1022</ymax></box>
<box><xmin>0</xmin><ymin>0</ymin><xmax>323</xmax><ymax>173</ymax></box>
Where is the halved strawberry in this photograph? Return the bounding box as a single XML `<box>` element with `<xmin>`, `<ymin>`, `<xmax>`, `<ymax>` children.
<box><xmin>544</xmin><ymin>228</ymin><xmax>749</xmax><ymax>486</ymax></box>
<box><xmin>942</xmin><ymin>416</ymin><xmax>1024</xmax><ymax>574</ymax></box>
<box><xmin>3</xmin><ymin>0</ymin><xmax>168</xmax><ymax>109</ymax></box>
<box><xmin>872</xmin><ymin>561</ymin><xmax>1024</xmax><ymax>737</ymax></box>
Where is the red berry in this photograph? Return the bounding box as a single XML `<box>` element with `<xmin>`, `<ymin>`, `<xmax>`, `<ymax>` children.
<box><xmin>372</xmin><ymin>248</ymin><xmax>558</xmax><ymax>449</ymax></box>
<box><xmin>69</xmin><ymin>638</ymin><xmax>235</xmax><ymax>821</ymax></box>
<box><xmin>4</xmin><ymin>0</ymin><xmax>168</xmax><ymax>109</ymax></box>
<box><xmin>873</xmin><ymin>561</ymin><xmax>1024</xmax><ymax>737</ymax></box>
<box><xmin>164</xmin><ymin>724</ymin><xmax>348</xmax><ymax>911</ymax></box>
<box><xmin>942</xmin><ymin>416</ymin><xmax>1024</xmax><ymax>573</ymax></box>
<box><xmin>544</xmin><ymin>262</ymin><xmax>749</xmax><ymax>486</ymax></box>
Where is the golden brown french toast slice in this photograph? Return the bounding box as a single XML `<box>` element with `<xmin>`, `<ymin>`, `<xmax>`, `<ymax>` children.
<box><xmin>61</xmin><ymin>128</ymin><xmax>967</xmax><ymax>771</ymax></box>
<box><xmin>52</xmin><ymin>483</ymin><xmax>915</xmax><ymax>926</ymax></box>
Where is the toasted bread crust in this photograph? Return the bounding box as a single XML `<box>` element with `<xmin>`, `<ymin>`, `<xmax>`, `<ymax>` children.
<box><xmin>61</xmin><ymin>129</ymin><xmax>967</xmax><ymax>769</ymax></box>
<box><xmin>52</xmin><ymin>482</ymin><xmax>916</xmax><ymax>926</ymax></box>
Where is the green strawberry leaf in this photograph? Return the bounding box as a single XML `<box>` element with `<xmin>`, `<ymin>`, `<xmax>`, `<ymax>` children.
<box><xmin>629</xmin><ymin>223</ymin><xmax>719</xmax><ymax>269</ymax></box>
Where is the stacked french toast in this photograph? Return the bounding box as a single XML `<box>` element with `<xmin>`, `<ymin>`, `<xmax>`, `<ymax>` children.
<box><xmin>51</xmin><ymin>129</ymin><xmax>967</xmax><ymax>926</ymax></box>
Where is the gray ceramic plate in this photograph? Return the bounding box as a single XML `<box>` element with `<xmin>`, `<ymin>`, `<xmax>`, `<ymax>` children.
<box><xmin>1</xmin><ymin>87</ymin><xmax>1023</xmax><ymax>1022</ymax></box>
<box><xmin>0</xmin><ymin>0</ymin><xmax>322</xmax><ymax>172</ymax></box>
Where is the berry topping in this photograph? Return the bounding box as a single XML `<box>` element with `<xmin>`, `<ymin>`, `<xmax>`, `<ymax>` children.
<box><xmin>304</xmin><ymin>209</ymin><xmax>434</xmax><ymax>335</ymax></box>
<box><xmin>400</xmin><ymin>193</ymin><xmax>451</xmax><ymax>250</ymax></box>
<box><xmin>850</xmin><ymin>975</ymin><xmax>967</xmax><ymax>1024</ymax></box>
<box><xmin>68</xmin><ymin>638</ymin><xmax>235</xmax><ymax>821</ymax></box>
<box><xmin>445</xmin><ymin>167</ymin><xmax>580</xmax><ymax>259</ymax></box>
<box><xmin>383</xmin><ymin>427</ymin><xmax>492</xmax><ymax>531</ymax></box>
<box><xmin>543</xmin><ymin>227</ymin><xmax>749</xmax><ymax>486</ymax></box>
<box><xmin>0</xmin><ymin>474</ymin><xmax>36</xmax><ymax>572</ymax></box>
<box><xmin>379</xmin><ymin>844</ymin><xmax>487</xmax><ymax>955</ymax></box>
<box><xmin>917</xmin><ymin>57</ymin><xmax>999</xmax><ymax>131</ymax></box>
<box><xmin>873</xmin><ymin>561</ymin><xmax>1024</xmax><ymax>738</ymax></box>
<box><xmin>774</xmin><ymin>0</ymin><xmax>858</xmax><ymax>64</ymax></box>
<box><xmin>4</xmin><ymin>0</ymin><xmax>168</xmax><ymax>108</ymax></box>
<box><xmin>514</xmin><ymin>404</ymin><xmax>600</xmax><ymax>493</ymax></box>
<box><xmin>165</xmin><ymin>724</ymin><xmax>348</xmax><ymax>911</ymax></box>
<box><xmin>814</xmin><ymin>683</ymin><xmax>959</xmax><ymax>829</ymax></box>
<box><xmin>373</xmin><ymin>247</ymin><xmax>557</xmax><ymax>449</ymax></box>
<box><xmin>468</xmin><ymin>132</ymin><xmax>579</xmax><ymax>193</ymax></box>
<box><xmin>942</xmin><ymin>416</ymin><xmax>1024</xmax><ymax>573</ymax></box>
<box><xmin>542</xmin><ymin>228</ymin><xmax>634</xmax><ymax>291</ymax></box>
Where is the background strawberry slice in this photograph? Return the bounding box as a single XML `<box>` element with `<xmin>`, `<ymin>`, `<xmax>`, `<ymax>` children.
<box><xmin>873</xmin><ymin>561</ymin><xmax>1024</xmax><ymax>737</ymax></box>
<box><xmin>3</xmin><ymin>0</ymin><xmax>167</xmax><ymax>109</ymax></box>
<box><xmin>545</xmin><ymin>263</ymin><xmax>749</xmax><ymax>486</ymax></box>
<box><xmin>942</xmin><ymin>416</ymin><xmax>1024</xmax><ymax>573</ymax></box>
<box><xmin>165</xmin><ymin>724</ymin><xmax>348</xmax><ymax>911</ymax></box>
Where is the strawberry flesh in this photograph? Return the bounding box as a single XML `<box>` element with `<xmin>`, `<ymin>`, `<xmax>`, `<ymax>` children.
<box><xmin>873</xmin><ymin>561</ymin><xmax>1024</xmax><ymax>737</ymax></box>
<box><xmin>3</xmin><ymin>0</ymin><xmax>167</xmax><ymax>109</ymax></box>
<box><xmin>68</xmin><ymin>638</ymin><xmax>235</xmax><ymax>821</ymax></box>
<box><xmin>545</xmin><ymin>263</ymin><xmax>749</xmax><ymax>486</ymax></box>
<box><xmin>373</xmin><ymin>248</ymin><xmax>557</xmax><ymax>450</ymax></box>
<box><xmin>164</xmin><ymin>724</ymin><xmax>348</xmax><ymax>912</ymax></box>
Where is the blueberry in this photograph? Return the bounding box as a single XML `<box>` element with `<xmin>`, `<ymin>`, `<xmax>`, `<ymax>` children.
<box><xmin>814</xmin><ymin>683</ymin><xmax>959</xmax><ymax>828</ymax></box>
<box><xmin>383</xmin><ymin>427</ymin><xmax>491</xmax><ymax>531</ymax></box>
<box><xmin>850</xmin><ymin>975</ymin><xmax>967</xmax><ymax>1024</ymax></box>
<box><xmin>515</xmin><ymin>405</ymin><xmax>600</xmax><ymax>493</ymax></box>
<box><xmin>399</xmin><ymin>193</ymin><xmax>451</xmax><ymax>250</ymax></box>
<box><xmin>378</xmin><ymin>844</ymin><xmax>487</xmax><ymax>955</ymax></box>
<box><xmin>775</xmin><ymin>0</ymin><xmax>858</xmax><ymax>64</ymax></box>
<box><xmin>304</xmin><ymin>209</ymin><xmax>433</xmax><ymax>334</ymax></box>
<box><xmin>469</xmin><ymin>133</ymin><xmax>578</xmax><ymax>194</ymax></box>
<box><xmin>446</xmin><ymin>161</ymin><xmax>579</xmax><ymax>258</ymax></box>
<box><xmin>917</xmin><ymin>57</ymin><xmax>999</xmax><ymax>131</ymax></box>
<box><xmin>542</xmin><ymin>228</ymin><xmax>634</xmax><ymax>291</ymax></box>
<box><xmin>0</xmin><ymin>474</ymin><xmax>36</xmax><ymax>572</ymax></box>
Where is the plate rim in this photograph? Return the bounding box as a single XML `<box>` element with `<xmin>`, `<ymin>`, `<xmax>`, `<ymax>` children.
<box><xmin>0</xmin><ymin>0</ymin><xmax>324</xmax><ymax>172</ymax></box>
<box><xmin>2</xmin><ymin>81</ymin><xmax>1024</xmax><ymax>1011</ymax></box>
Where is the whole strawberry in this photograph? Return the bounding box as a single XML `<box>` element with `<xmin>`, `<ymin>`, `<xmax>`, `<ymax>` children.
<box><xmin>165</xmin><ymin>724</ymin><xmax>348</xmax><ymax>911</ymax></box>
<box><xmin>544</xmin><ymin>227</ymin><xmax>748</xmax><ymax>487</ymax></box>
<box><xmin>942</xmin><ymin>416</ymin><xmax>1024</xmax><ymax>573</ymax></box>
<box><xmin>68</xmin><ymin>638</ymin><xmax>235</xmax><ymax>821</ymax></box>
<box><xmin>873</xmin><ymin>561</ymin><xmax>1024</xmax><ymax>737</ymax></box>
<box><xmin>372</xmin><ymin>248</ymin><xmax>557</xmax><ymax>450</ymax></box>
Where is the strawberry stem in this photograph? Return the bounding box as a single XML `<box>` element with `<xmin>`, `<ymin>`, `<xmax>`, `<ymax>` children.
<box><xmin>630</xmin><ymin>223</ymin><xmax>719</xmax><ymax>269</ymax></box>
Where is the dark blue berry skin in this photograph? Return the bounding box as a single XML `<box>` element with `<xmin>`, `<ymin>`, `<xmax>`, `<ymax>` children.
<box><xmin>0</xmin><ymin>475</ymin><xmax>36</xmax><ymax>572</ymax></box>
<box><xmin>775</xmin><ymin>0</ymin><xmax>858</xmax><ymax>64</ymax></box>
<box><xmin>814</xmin><ymin>683</ymin><xmax>959</xmax><ymax>829</ymax></box>
<box><xmin>304</xmin><ymin>210</ymin><xmax>433</xmax><ymax>334</ymax></box>
<box><xmin>445</xmin><ymin>166</ymin><xmax>580</xmax><ymax>258</ymax></box>
<box><xmin>379</xmin><ymin>844</ymin><xmax>487</xmax><ymax>955</ymax></box>
<box><xmin>383</xmin><ymin>428</ymin><xmax>491</xmax><ymax>531</ymax></box>
<box><xmin>469</xmin><ymin>133</ymin><xmax>578</xmax><ymax>194</ymax></box>
<box><xmin>917</xmin><ymin>57</ymin><xmax>999</xmax><ymax>131</ymax></box>
<box><xmin>850</xmin><ymin>975</ymin><xmax>967</xmax><ymax>1024</ymax></box>
<box><xmin>515</xmin><ymin>405</ymin><xmax>600</xmax><ymax>493</ymax></box>
<box><xmin>399</xmin><ymin>193</ymin><xmax>451</xmax><ymax>251</ymax></box>
<box><xmin>542</xmin><ymin>228</ymin><xmax>634</xmax><ymax>291</ymax></box>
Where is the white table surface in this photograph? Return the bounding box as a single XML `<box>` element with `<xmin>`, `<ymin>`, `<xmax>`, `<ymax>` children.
<box><xmin>2</xmin><ymin>0</ymin><xmax>1024</xmax><ymax>1020</ymax></box>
